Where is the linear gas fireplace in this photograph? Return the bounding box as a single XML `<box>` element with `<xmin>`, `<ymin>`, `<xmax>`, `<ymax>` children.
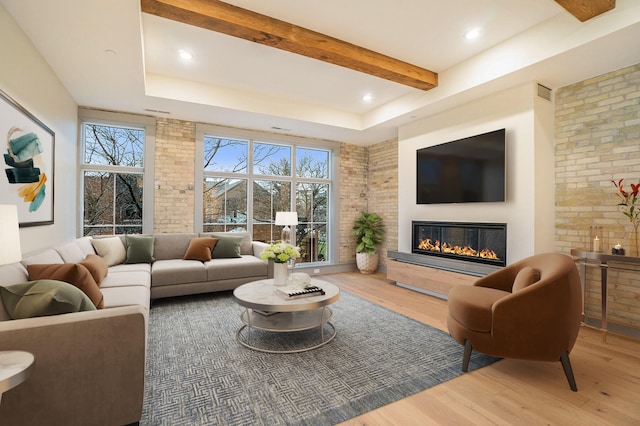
<box><xmin>412</xmin><ymin>221</ymin><xmax>507</xmax><ymax>267</ymax></box>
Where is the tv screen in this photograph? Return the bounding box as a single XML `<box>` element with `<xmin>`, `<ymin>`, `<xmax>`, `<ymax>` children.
<box><xmin>416</xmin><ymin>129</ymin><xmax>506</xmax><ymax>204</ymax></box>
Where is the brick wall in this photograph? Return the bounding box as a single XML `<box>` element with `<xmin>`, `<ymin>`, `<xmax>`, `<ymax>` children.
<box><xmin>338</xmin><ymin>143</ymin><xmax>368</xmax><ymax>263</ymax></box>
<box><xmin>154</xmin><ymin>118</ymin><xmax>196</xmax><ymax>233</ymax></box>
<box><xmin>555</xmin><ymin>63</ymin><xmax>640</xmax><ymax>328</ymax></box>
<box><xmin>366</xmin><ymin>139</ymin><xmax>399</xmax><ymax>268</ymax></box>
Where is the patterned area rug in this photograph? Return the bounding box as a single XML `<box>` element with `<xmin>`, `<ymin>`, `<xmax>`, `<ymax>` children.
<box><xmin>141</xmin><ymin>289</ymin><xmax>498</xmax><ymax>425</ymax></box>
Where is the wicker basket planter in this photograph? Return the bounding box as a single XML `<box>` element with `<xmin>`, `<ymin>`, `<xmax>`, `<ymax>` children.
<box><xmin>356</xmin><ymin>252</ymin><xmax>379</xmax><ymax>274</ymax></box>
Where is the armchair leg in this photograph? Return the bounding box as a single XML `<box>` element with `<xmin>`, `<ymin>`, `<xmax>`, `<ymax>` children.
<box><xmin>462</xmin><ymin>340</ymin><xmax>473</xmax><ymax>372</ymax></box>
<box><xmin>559</xmin><ymin>351</ymin><xmax>578</xmax><ymax>392</ymax></box>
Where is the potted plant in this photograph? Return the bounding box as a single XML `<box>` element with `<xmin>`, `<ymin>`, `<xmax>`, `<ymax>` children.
<box><xmin>352</xmin><ymin>211</ymin><xmax>385</xmax><ymax>274</ymax></box>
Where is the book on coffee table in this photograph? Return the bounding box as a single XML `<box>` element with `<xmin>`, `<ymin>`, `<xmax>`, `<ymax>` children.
<box><xmin>277</xmin><ymin>285</ymin><xmax>325</xmax><ymax>299</ymax></box>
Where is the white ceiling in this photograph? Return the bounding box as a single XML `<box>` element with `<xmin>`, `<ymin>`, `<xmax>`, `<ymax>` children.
<box><xmin>2</xmin><ymin>0</ymin><xmax>640</xmax><ymax>145</ymax></box>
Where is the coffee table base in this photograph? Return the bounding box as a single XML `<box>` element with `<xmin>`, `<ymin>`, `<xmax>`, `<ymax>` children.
<box><xmin>236</xmin><ymin>307</ymin><xmax>337</xmax><ymax>354</ymax></box>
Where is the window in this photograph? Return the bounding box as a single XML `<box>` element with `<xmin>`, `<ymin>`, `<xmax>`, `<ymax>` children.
<box><xmin>197</xmin><ymin>126</ymin><xmax>336</xmax><ymax>265</ymax></box>
<box><xmin>79</xmin><ymin>110</ymin><xmax>154</xmax><ymax>236</ymax></box>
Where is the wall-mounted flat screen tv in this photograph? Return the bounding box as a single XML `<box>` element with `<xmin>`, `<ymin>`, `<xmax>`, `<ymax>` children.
<box><xmin>416</xmin><ymin>129</ymin><xmax>506</xmax><ymax>204</ymax></box>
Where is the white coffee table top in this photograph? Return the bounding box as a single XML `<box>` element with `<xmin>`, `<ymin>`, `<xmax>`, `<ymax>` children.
<box><xmin>233</xmin><ymin>278</ymin><xmax>340</xmax><ymax>312</ymax></box>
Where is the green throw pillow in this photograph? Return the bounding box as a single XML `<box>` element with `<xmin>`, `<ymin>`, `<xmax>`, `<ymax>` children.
<box><xmin>125</xmin><ymin>235</ymin><xmax>155</xmax><ymax>264</ymax></box>
<box><xmin>211</xmin><ymin>235</ymin><xmax>243</xmax><ymax>259</ymax></box>
<box><xmin>0</xmin><ymin>280</ymin><xmax>96</xmax><ymax>320</ymax></box>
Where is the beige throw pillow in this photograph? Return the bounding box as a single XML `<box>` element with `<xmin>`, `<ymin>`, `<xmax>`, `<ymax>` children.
<box><xmin>91</xmin><ymin>237</ymin><xmax>126</xmax><ymax>267</ymax></box>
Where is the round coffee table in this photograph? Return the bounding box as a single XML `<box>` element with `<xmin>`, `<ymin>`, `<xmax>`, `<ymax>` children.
<box><xmin>233</xmin><ymin>278</ymin><xmax>340</xmax><ymax>353</ymax></box>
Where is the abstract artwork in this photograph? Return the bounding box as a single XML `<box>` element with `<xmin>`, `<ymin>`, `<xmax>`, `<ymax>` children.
<box><xmin>1</xmin><ymin>89</ymin><xmax>54</xmax><ymax>227</ymax></box>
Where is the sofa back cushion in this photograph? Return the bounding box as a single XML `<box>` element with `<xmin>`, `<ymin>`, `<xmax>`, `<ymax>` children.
<box><xmin>153</xmin><ymin>233</ymin><xmax>198</xmax><ymax>260</ymax></box>
<box><xmin>21</xmin><ymin>248</ymin><xmax>64</xmax><ymax>266</ymax></box>
<box><xmin>55</xmin><ymin>241</ymin><xmax>86</xmax><ymax>263</ymax></box>
<box><xmin>200</xmin><ymin>232</ymin><xmax>252</xmax><ymax>255</ymax></box>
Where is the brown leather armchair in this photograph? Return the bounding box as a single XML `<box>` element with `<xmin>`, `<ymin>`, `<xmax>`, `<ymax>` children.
<box><xmin>447</xmin><ymin>252</ymin><xmax>582</xmax><ymax>391</ymax></box>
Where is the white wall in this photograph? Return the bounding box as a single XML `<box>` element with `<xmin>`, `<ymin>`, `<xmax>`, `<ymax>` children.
<box><xmin>398</xmin><ymin>82</ymin><xmax>555</xmax><ymax>264</ymax></box>
<box><xmin>1</xmin><ymin>6</ymin><xmax>78</xmax><ymax>254</ymax></box>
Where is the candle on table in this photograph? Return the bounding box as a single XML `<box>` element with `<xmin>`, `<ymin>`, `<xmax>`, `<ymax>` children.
<box><xmin>593</xmin><ymin>236</ymin><xmax>600</xmax><ymax>252</ymax></box>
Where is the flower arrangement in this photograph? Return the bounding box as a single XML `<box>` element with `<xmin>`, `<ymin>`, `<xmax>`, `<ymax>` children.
<box><xmin>611</xmin><ymin>178</ymin><xmax>640</xmax><ymax>255</ymax></box>
<box><xmin>260</xmin><ymin>242</ymin><xmax>301</xmax><ymax>263</ymax></box>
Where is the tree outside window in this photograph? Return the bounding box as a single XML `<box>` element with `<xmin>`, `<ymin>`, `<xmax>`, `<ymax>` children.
<box><xmin>81</xmin><ymin>123</ymin><xmax>145</xmax><ymax>236</ymax></box>
<box><xmin>203</xmin><ymin>135</ymin><xmax>332</xmax><ymax>263</ymax></box>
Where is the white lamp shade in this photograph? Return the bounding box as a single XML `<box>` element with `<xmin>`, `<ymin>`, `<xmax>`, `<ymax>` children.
<box><xmin>275</xmin><ymin>211</ymin><xmax>298</xmax><ymax>226</ymax></box>
<box><xmin>0</xmin><ymin>205</ymin><xmax>22</xmax><ymax>265</ymax></box>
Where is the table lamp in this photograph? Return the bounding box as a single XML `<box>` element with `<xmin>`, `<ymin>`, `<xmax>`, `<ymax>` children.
<box><xmin>0</xmin><ymin>205</ymin><xmax>22</xmax><ymax>265</ymax></box>
<box><xmin>275</xmin><ymin>211</ymin><xmax>298</xmax><ymax>243</ymax></box>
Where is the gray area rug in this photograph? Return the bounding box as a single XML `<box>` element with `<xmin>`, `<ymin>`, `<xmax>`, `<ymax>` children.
<box><xmin>141</xmin><ymin>289</ymin><xmax>498</xmax><ymax>425</ymax></box>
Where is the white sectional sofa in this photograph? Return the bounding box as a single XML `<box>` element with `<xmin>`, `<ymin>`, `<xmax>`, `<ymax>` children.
<box><xmin>0</xmin><ymin>231</ymin><xmax>270</xmax><ymax>426</ymax></box>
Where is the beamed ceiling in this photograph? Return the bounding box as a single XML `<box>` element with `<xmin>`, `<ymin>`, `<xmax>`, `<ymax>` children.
<box><xmin>1</xmin><ymin>0</ymin><xmax>639</xmax><ymax>145</ymax></box>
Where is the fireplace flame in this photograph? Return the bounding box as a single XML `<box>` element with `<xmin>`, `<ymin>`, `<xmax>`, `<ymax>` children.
<box><xmin>418</xmin><ymin>238</ymin><xmax>500</xmax><ymax>260</ymax></box>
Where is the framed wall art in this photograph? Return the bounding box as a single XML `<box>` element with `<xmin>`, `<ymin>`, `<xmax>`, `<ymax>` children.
<box><xmin>1</xmin><ymin>88</ymin><xmax>54</xmax><ymax>227</ymax></box>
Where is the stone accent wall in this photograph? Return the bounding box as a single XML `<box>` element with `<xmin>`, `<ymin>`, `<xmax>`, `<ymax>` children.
<box><xmin>338</xmin><ymin>143</ymin><xmax>368</xmax><ymax>264</ymax></box>
<box><xmin>367</xmin><ymin>139</ymin><xmax>399</xmax><ymax>268</ymax></box>
<box><xmin>555</xmin><ymin>64</ymin><xmax>640</xmax><ymax>329</ymax></box>
<box><xmin>154</xmin><ymin>118</ymin><xmax>196</xmax><ymax>233</ymax></box>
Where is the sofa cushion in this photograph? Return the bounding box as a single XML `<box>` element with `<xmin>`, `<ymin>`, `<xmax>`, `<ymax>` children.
<box><xmin>512</xmin><ymin>266</ymin><xmax>541</xmax><ymax>292</ymax></box>
<box><xmin>211</xmin><ymin>235</ymin><xmax>243</xmax><ymax>259</ymax></box>
<box><xmin>76</xmin><ymin>236</ymin><xmax>96</xmax><ymax>257</ymax></box>
<box><xmin>0</xmin><ymin>280</ymin><xmax>96</xmax><ymax>319</ymax></box>
<box><xmin>26</xmin><ymin>263</ymin><xmax>104</xmax><ymax>309</ymax></box>
<box><xmin>153</xmin><ymin>233</ymin><xmax>198</xmax><ymax>261</ymax></box>
<box><xmin>101</xmin><ymin>285</ymin><xmax>150</xmax><ymax>310</ymax></box>
<box><xmin>152</xmin><ymin>259</ymin><xmax>207</xmax><ymax>286</ymax></box>
<box><xmin>21</xmin><ymin>248</ymin><xmax>64</xmax><ymax>266</ymax></box>
<box><xmin>101</xmin><ymin>270</ymin><xmax>151</xmax><ymax>289</ymax></box>
<box><xmin>91</xmin><ymin>237</ymin><xmax>126</xmax><ymax>267</ymax></box>
<box><xmin>183</xmin><ymin>238</ymin><xmax>218</xmax><ymax>262</ymax></box>
<box><xmin>205</xmin><ymin>255</ymin><xmax>268</xmax><ymax>281</ymax></box>
<box><xmin>55</xmin><ymin>241</ymin><xmax>86</xmax><ymax>263</ymax></box>
<box><xmin>202</xmin><ymin>232</ymin><xmax>252</xmax><ymax>255</ymax></box>
<box><xmin>125</xmin><ymin>235</ymin><xmax>155</xmax><ymax>264</ymax></box>
<box><xmin>80</xmin><ymin>254</ymin><xmax>109</xmax><ymax>286</ymax></box>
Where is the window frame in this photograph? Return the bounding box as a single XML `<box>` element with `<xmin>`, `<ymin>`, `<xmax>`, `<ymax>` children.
<box><xmin>78</xmin><ymin>108</ymin><xmax>155</xmax><ymax>236</ymax></box>
<box><xmin>195</xmin><ymin>124</ymin><xmax>339</xmax><ymax>264</ymax></box>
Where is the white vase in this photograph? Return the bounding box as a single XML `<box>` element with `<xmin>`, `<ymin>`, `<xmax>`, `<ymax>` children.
<box><xmin>273</xmin><ymin>262</ymin><xmax>289</xmax><ymax>286</ymax></box>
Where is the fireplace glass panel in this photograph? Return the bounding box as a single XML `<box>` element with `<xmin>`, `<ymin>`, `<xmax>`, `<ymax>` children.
<box><xmin>412</xmin><ymin>221</ymin><xmax>506</xmax><ymax>267</ymax></box>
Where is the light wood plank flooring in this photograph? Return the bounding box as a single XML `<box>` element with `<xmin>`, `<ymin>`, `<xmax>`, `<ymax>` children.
<box><xmin>317</xmin><ymin>272</ymin><xmax>640</xmax><ymax>426</ymax></box>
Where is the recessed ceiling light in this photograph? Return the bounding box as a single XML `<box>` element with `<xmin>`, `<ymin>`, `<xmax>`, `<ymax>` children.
<box><xmin>464</xmin><ymin>28</ymin><xmax>481</xmax><ymax>40</ymax></box>
<box><xmin>104</xmin><ymin>49</ymin><xmax>117</xmax><ymax>56</ymax></box>
<box><xmin>362</xmin><ymin>93</ymin><xmax>373</xmax><ymax>102</ymax></box>
<box><xmin>179</xmin><ymin>50</ymin><xmax>193</xmax><ymax>61</ymax></box>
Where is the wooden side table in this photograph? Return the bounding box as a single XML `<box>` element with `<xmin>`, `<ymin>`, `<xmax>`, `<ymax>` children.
<box><xmin>0</xmin><ymin>351</ymin><xmax>35</xmax><ymax>404</ymax></box>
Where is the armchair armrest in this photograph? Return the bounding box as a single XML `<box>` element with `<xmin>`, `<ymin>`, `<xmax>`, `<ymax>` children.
<box><xmin>0</xmin><ymin>306</ymin><xmax>147</xmax><ymax>426</ymax></box>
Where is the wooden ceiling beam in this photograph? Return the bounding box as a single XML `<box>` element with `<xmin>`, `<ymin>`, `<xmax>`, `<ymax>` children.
<box><xmin>555</xmin><ymin>0</ymin><xmax>616</xmax><ymax>22</ymax></box>
<box><xmin>140</xmin><ymin>0</ymin><xmax>438</xmax><ymax>91</ymax></box>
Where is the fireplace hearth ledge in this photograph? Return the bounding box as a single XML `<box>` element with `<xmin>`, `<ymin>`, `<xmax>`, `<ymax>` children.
<box><xmin>388</xmin><ymin>250</ymin><xmax>501</xmax><ymax>277</ymax></box>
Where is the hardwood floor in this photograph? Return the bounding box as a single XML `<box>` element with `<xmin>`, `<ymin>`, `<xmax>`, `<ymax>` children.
<box><xmin>318</xmin><ymin>272</ymin><xmax>640</xmax><ymax>426</ymax></box>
